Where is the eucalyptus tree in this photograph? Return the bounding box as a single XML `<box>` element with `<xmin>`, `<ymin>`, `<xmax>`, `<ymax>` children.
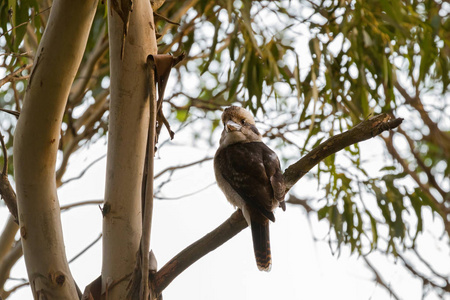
<box><xmin>0</xmin><ymin>0</ymin><xmax>448</xmax><ymax>299</ymax></box>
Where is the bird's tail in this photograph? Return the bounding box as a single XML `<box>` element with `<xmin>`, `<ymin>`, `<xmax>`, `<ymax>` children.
<box><xmin>250</xmin><ymin>219</ymin><xmax>271</xmax><ymax>272</ymax></box>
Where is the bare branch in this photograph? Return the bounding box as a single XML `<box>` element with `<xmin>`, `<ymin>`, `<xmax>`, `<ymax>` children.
<box><xmin>0</xmin><ymin>108</ymin><xmax>20</xmax><ymax>118</ymax></box>
<box><xmin>61</xmin><ymin>154</ymin><xmax>106</xmax><ymax>185</ymax></box>
<box><xmin>395</xmin><ymin>82</ymin><xmax>450</xmax><ymax>156</ymax></box>
<box><xmin>0</xmin><ymin>64</ymin><xmax>33</xmax><ymax>88</ymax></box>
<box><xmin>285</xmin><ymin>194</ymin><xmax>314</xmax><ymax>213</ymax></box>
<box><xmin>155</xmin><ymin>182</ymin><xmax>215</xmax><ymax>200</ymax></box>
<box><xmin>154</xmin><ymin>157</ymin><xmax>213</xmax><ymax>179</ymax></box>
<box><xmin>0</xmin><ymin>241</ymin><xmax>23</xmax><ymax>298</ymax></box>
<box><xmin>284</xmin><ymin>113</ymin><xmax>403</xmax><ymax>190</ymax></box>
<box><xmin>397</xmin><ymin>127</ymin><xmax>447</xmax><ymax>198</ymax></box>
<box><xmin>68</xmin><ymin>234</ymin><xmax>102</xmax><ymax>264</ymax></box>
<box><xmin>0</xmin><ymin>132</ymin><xmax>7</xmax><ymax>175</ymax></box>
<box><xmin>0</xmin><ymin>6</ymin><xmax>52</xmax><ymax>39</ymax></box>
<box><xmin>60</xmin><ymin>199</ymin><xmax>103</xmax><ymax>211</ymax></box>
<box><xmin>362</xmin><ymin>256</ymin><xmax>401</xmax><ymax>300</ymax></box>
<box><xmin>0</xmin><ymin>132</ymin><xmax>18</xmax><ymax>221</ymax></box>
<box><xmin>69</xmin><ymin>28</ymin><xmax>109</xmax><ymax>106</ymax></box>
<box><xmin>153</xmin><ymin>210</ymin><xmax>247</xmax><ymax>296</ymax></box>
<box><xmin>397</xmin><ymin>252</ymin><xmax>450</xmax><ymax>294</ymax></box>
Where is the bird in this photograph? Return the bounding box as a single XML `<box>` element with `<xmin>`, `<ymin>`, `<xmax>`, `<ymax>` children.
<box><xmin>214</xmin><ymin>106</ymin><xmax>286</xmax><ymax>271</ymax></box>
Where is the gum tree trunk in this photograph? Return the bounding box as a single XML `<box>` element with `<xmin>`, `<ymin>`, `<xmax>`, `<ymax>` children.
<box><xmin>13</xmin><ymin>0</ymin><xmax>98</xmax><ymax>298</ymax></box>
<box><xmin>101</xmin><ymin>0</ymin><xmax>158</xmax><ymax>298</ymax></box>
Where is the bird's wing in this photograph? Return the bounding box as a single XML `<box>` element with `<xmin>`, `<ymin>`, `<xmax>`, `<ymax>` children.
<box><xmin>216</xmin><ymin>142</ymin><xmax>277</xmax><ymax>221</ymax></box>
<box><xmin>262</xmin><ymin>145</ymin><xmax>286</xmax><ymax>210</ymax></box>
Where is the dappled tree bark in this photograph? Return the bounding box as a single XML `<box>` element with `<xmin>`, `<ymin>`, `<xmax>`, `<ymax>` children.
<box><xmin>13</xmin><ymin>0</ymin><xmax>98</xmax><ymax>298</ymax></box>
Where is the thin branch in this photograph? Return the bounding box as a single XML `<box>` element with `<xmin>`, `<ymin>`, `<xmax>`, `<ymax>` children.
<box><xmin>397</xmin><ymin>127</ymin><xmax>447</xmax><ymax>198</ymax></box>
<box><xmin>395</xmin><ymin>82</ymin><xmax>450</xmax><ymax>156</ymax></box>
<box><xmin>2</xmin><ymin>282</ymin><xmax>29</xmax><ymax>299</ymax></box>
<box><xmin>285</xmin><ymin>194</ymin><xmax>314</xmax><ymax>213</ymax></box>
<box><xmin>154</xmin><ymin>182</ymin><xmax>215</xmax><ymax>200</ymax></box>
<box><xmin>68</xmin><ymin>234</ymin><xmax>102</xmax><ymax>264</ymax></box>
<box><xmin>154</xmin><ymin>157</ymin><xmax>213</xmax><ymax>179</ymax></box>
<box><xmin>0</xmin><ymin>241</ymin><xmax>23</xmax><ymax>293</ymax></box>
<box><xmin>69</xmin><ymin>28</ymin><xmax>109</xmax><ymax>106</ymax></box>
<box><xmin>411</xmin><ymin>247</ymin><xmax>450</xmax><ymax>285</ymax></box>
<box><xmin>0</xmin><ymin>132</ymin><xmax>7</xmax><ymax>175</ymax></box>
<box><xmin>397</xmin><ymin>252</ymin><xmax>450</xmax><ymax>293</ymax></box>
<box><xmin>60</xmin><ymin>199</ymin><xmax>103</xmax><ymax>211</ymax></box>
<box><xmin>0</xmin><ymin>64</ymin><xmax>33</xmax><ymax>88</ymax></box>
<box><xmin>61</xmin><ymin>154</ymin><xmax>106</xmax><ymax>185</ymax></box>
<box><xmin>0</xmin><ymin>132</ymin><xmax>18</xmax><ymax>222</ymax></box>
<box><xmin>0</xmin><ymin>6</ymin><xmax>52</xmax><ymax>39</ymax></box>
<box><xmin>0</xmin><ymin>108</ymin><xmax>20</xmax><ymax>118</ymax></box>
<box><xmin>362</xmin><ymin>256</ymin><xmax>401</xmax><ymax>300</ymax></box>
<box><xmin>153</xmin><ymin>210</ymin><xmax>247</xmax><ymax>296</ymax></box>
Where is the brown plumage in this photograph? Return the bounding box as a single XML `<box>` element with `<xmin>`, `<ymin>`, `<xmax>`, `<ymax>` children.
<box><xmin>214</xmin><ymin>106</ymin><xmax>286</xmax><ymax>271</ymax></box>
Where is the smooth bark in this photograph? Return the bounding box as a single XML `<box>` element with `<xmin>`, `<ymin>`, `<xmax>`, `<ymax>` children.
<box><xmin>102</xmin><ymin>0</ymin><xmax>158</xmax><ymax>298</ymax></box>
<box><xmin>13</xmin><ymin>0</ymin><xmax>98</xmax><ymax>298</ymax></box>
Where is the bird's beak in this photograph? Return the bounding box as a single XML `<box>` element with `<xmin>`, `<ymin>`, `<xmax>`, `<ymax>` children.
<box><xmin>225</xmin><ymin>120</ymin><xmax>241</xmax><ymax>132</ymax></box>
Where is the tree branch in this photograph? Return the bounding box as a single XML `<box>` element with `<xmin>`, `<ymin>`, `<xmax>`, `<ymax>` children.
<box><xmin>284</xmin><ymin>113</ymin><xmax>403</xmax><ymax>190</ymax></box>
<box><xmin>362</xmin><ymin>255</ymin><xmax>401</xmax><ymax>300</ymax></box>
<box><xmin>152</xmin><ymin>210</ymin><xmax>247</xmax><ymax>295</ymax></box>
<box><xmin>0</xmin><ymin>133</ymin><xmax>18</xmax><ymax>222</ymax></box>
<box><xmin>0</xmin><ymin>64</ymin><xmax>33</xmax><ymax>88</ymax></box>
<box><xmin>154</xmin><ymin>157</ymin><xmax>213</xmax><ymax>179</ymax></box>
<box><xmin>151</xmin><ymin>113</ymin><xmax>403</xmax><ymax>296</ymax></box>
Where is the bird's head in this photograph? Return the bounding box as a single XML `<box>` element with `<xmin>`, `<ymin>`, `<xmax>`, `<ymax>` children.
<box><xmin>219</xmin><ymin>106</ymin><xmax>262</xmax><ymax>147</ymax></box>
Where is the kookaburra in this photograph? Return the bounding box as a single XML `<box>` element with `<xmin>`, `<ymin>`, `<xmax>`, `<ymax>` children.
<box><xmin>214</xmin><ymin>106</ymin><xmax>286</xmax><ymax>271</ymax></box>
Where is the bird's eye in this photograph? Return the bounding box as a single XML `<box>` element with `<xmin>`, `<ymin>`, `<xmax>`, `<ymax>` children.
<box><xmin>241</xmin><ymin>119</ymin><xmax>246</xmax><ymax>125</ymax></box>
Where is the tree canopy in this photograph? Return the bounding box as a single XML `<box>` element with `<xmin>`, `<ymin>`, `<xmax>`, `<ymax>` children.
<box><xmin>0</xmin><ymin>0</ymin><xmax>449</xmax><ymax>299</ymax></box>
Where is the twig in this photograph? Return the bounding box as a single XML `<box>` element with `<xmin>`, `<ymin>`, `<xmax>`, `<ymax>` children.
<box><xmin>0</xmin><ymin>7</ymin><xmax>52</xmax><ymax>39</ymax></box>
<box><xmin>60</xmin><ymin>199</ymin><xmax>103</xmax><ymax>211</ymax></box>
<box><xmin>154</xmin><ymin>157</ymin><xmax>213</xmax><ymax>179</ymax></box>
<box><xmin>153</xmin><ymin>12</ymin><xmax>180</xmax><ymax>26</ymax></box>
<box><xmin>0</xmin><ymin>64</ymin><xmax>33</xmax><ymax>88</ymax></box>
<box><xmin>61</xmin><ymin>154</ymin><xmax>106</xmax><ymax>185</ymax></box>
<box><xmin>397</xmin><ymin>127</ymin><xmax>447</xmax><ymax>198</ymax></box>
<box><xmin>285</xmin><ymin>194</ymin><xmax>314</xmax><ymax>213</ymax></box>
<box><xmin>397</xmin><ymin>252</ymin><xmax>450</xmax><ymax>293</ymax></box>
<box><xmin>362</xmin><ymin>256</ymin><xmax>401</xmax><ymax>300</ymax></box>
<box><xmin>154</xmin><ymin>182</ymin><xmax>215</xmax><ymax>200</ymax></box>
<box><xmin>0</xmin><ymin>132</ymin><xmax>18</xmax><ymax>222</ymax></box>
<box><xmin>0</xmin><ymin>108</ymin><xmax>20</xmax><ymax>118</ymax></box>
<box><xmin>68</xmin><ymin>234</ymin><xmax>102</xmax><ymax>264</ymax></box>
<box><xmin>0</xmin><ymin>133</ymin><xmax>7</xmax><ymax>175</ymax></box>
